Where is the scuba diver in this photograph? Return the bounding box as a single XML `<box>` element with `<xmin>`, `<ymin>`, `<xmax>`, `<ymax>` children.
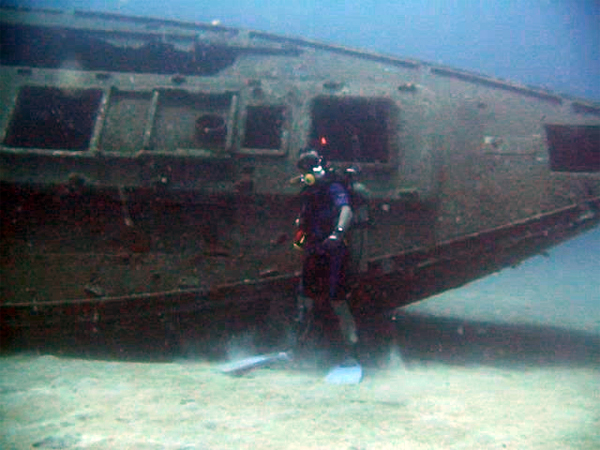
<box><xmin>293</xmin><ymin>148</ymin><xmax>359</xmax><ymax>364</ymax></box>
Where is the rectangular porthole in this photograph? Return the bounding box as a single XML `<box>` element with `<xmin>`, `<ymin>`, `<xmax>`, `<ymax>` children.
<box><xmin>545</xmin><ymin>124</ymin><xmax>600</xmax><ymax>172</ymax></box>
<box><xmin>3</xmin><ymin>86</ymin><xmax>102</xmax><ymax>151</ymax></box>
<box><xmin>241</xmin><ymin>105</ymin><xmax>288</xmax><ymax>154</ymax></box>
<box><xmin>309</xmin><ymin>96</ymin><xmax>396</xmax><ymax>165</ymax></box>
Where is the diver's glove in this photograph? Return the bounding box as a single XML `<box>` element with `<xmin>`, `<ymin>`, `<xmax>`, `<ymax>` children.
<box><xmin>322</xmin><ymin>227</ymin><xmax>345</xmax><ymax>251</ymax></box>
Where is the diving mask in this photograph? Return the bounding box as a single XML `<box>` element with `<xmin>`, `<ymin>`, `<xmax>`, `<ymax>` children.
<box><xmin>297</xmin><ymin>149</ymin><xmax>326</xmax><ymax>185</ymax></box>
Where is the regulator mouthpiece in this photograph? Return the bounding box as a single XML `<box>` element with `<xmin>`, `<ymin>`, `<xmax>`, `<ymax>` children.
<box><xmin>302</xmin><ymin>173</ymin><xmax>316</xmax><ymax>185</ymax></box>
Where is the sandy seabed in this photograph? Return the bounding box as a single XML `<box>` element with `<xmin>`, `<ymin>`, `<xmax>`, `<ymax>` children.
<box><xmin>2</xmin><ymin>231</ymin><xmax>599</xmax><ymax>449</ymax></box>
<box><xmin>1</xmin><ymin>348</ymin><xmax>598</xmax><ymax>450</ymax></box>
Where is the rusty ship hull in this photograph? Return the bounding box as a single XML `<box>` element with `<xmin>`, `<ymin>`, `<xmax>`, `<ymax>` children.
<box><xmin>1</xmin><ymin>7</ymin><xmax>599</xmax><ymax>348</ymax></box>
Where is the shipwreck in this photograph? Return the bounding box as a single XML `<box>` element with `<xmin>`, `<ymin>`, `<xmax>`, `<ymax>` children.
<box><xmin>1</xmin><ymin>7</ymin><xmax>599</xmax><ymax>350</ymax></box>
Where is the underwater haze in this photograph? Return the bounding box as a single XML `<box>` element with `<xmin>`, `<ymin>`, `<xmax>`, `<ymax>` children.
<box><xmin>1</xmin><ymin>2</ymin><xmax>599</xmax><ymax>449</ymax></box>
<box><xmin>5</xmin><ymin>0</ymin><xmax>598</xmax><ymax>329</ymax></box>
<box><xmin>5</xmin><ymin>0</ymin><xmax>600</xmax><ymax>101</ymax></box>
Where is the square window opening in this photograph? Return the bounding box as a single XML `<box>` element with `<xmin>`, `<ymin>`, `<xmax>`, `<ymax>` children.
<box><xmin>243</xmin><ymin>105</ymin><xmax>286</xmax><ymax>150</ymax></box>
<box><xmin>4</xmin><ymin>86</ymin><xmax>103</xmax><ymax>150</ymax></box>
<box><xmin>545</xmin><ymin>124</ymin><xmax>600</xmax><ymax>172</ymax></box>
<box><xmin>309</xmin><ymin>96</ymin><xmax>396</xmax><ymax>164</ymax></box>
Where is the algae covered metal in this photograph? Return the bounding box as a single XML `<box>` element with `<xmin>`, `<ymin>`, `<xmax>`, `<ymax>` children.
<box><xmin>1</xmin><ymin>7</ymin><xmax>599</xmax><ymax>344</ymax></box>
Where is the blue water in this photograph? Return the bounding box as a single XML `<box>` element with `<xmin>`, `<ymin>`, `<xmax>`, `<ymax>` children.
<box><xmin>407</xmin><ymin>227</ymin><xmax>600</xmax><ymax>333</ymax></box>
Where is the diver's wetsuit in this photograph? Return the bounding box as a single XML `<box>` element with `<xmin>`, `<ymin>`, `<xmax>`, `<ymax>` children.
<box><xmin>298</xmin><ymin>180</ymin><xmax>351</xmax><ymax>304</ymax></box>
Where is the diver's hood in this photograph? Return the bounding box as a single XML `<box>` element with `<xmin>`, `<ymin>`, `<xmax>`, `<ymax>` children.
<box><xmin>297</xmin><ymin>149</ymin><xmax>322</xmax><ymax>172</ymax></box>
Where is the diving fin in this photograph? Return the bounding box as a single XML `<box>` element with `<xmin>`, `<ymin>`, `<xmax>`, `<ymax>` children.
<box><xmin>219</xmin><ymin>351</ymin><xmax>291</xmax><ymax>376</ymax></box>
<box><xmin>325</xmin><ymin>358</ymin><xmax>363</xmax><ymax>385</ymax></box>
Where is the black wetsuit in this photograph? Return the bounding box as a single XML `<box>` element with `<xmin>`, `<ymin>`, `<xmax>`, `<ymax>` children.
<box><xmin>298</xmin><ymin>180</ymin><xmax>351</xmax><ymax>303</ymax></box>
